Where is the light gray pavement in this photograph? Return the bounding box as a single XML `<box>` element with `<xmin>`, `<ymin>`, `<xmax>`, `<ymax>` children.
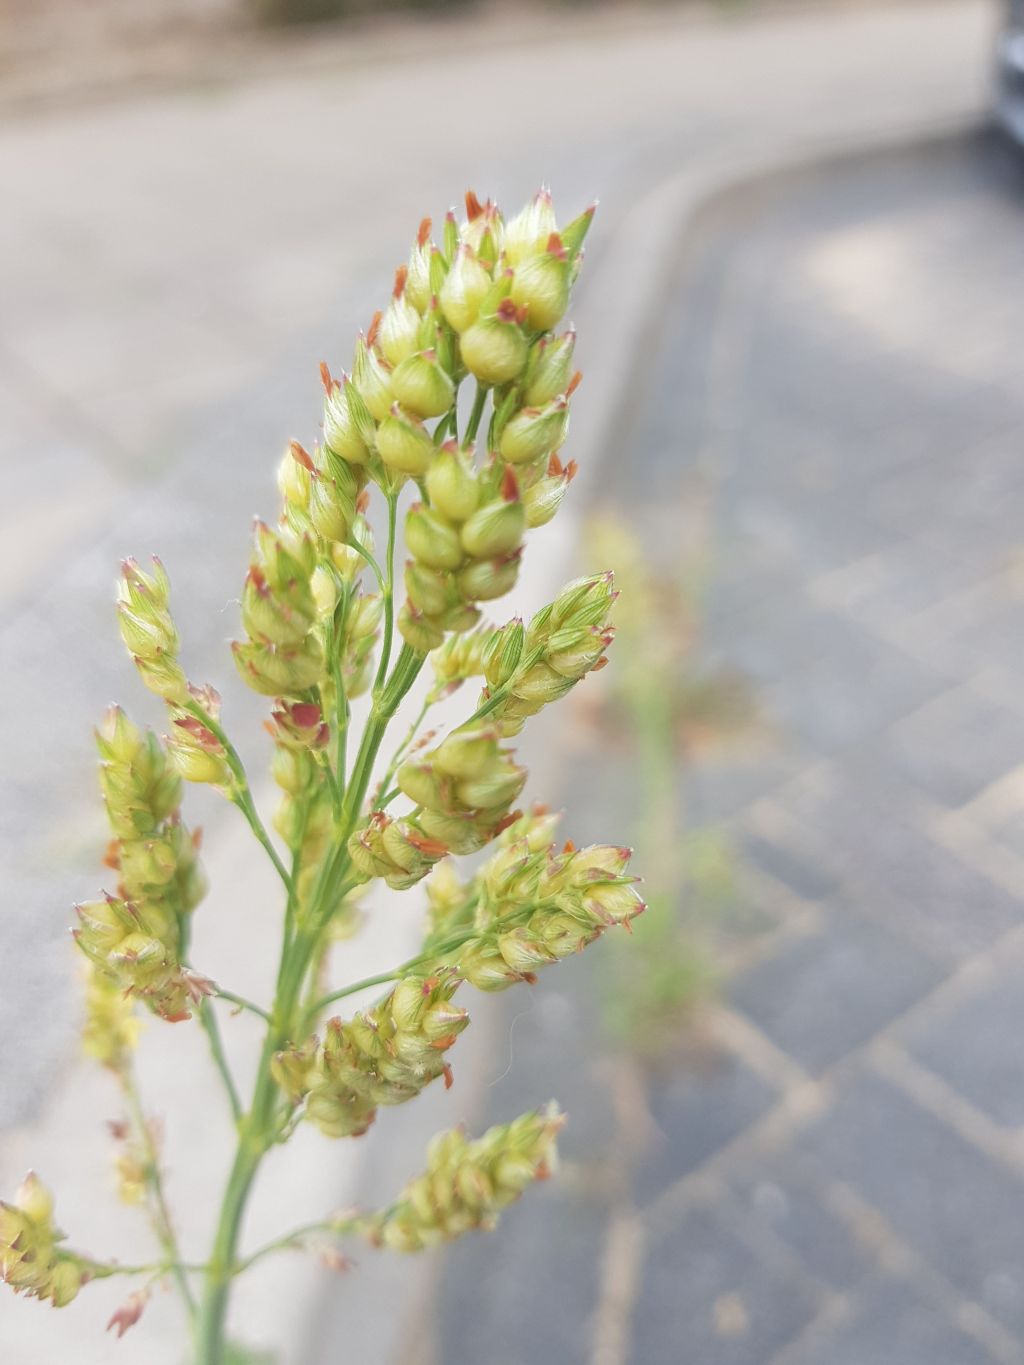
<box><xmin>0</xmin><ymin>2</ymin><xmax>1000</xmax><ymax>1361</ymax></box>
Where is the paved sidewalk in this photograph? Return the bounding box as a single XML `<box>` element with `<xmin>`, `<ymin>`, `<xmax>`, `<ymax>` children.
<box><xmin>0</xmin><ymin>3</ymin><xmax>998</xmax><ymax>1361</ymax></box>
<box><xmin>0</xmin><ymin>0</ymin><xmax>990</xmax><ymax>1136</ymax></box>
<box><xmin>408</xmin><ymin>132</ymin><xmax>1024</xmax><ymax>1365</ymax></box>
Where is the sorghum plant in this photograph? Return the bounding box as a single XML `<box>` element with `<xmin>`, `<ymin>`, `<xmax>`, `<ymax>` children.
<box><xmin>0</xmin><ymin>189</ymin><xmax>643</xmax><ymax>1364</ymax></box>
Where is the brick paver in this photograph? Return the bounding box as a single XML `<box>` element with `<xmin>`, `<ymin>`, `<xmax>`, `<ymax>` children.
<box><xmin>414</xmin><ymin>133</ymin><xmax>1024</xmax><ymax>1364</ymax></box>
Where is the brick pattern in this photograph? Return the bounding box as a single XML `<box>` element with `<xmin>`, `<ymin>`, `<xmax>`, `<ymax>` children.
<box><xmin>423</xmin><ymin>134</ymin><xmax>1024</xmax><ymax>1364</ymax></box>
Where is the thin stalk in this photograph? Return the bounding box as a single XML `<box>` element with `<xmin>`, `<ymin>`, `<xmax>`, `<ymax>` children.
<box><xmin>184</xmin><ymin>701</ymin><xmax>293</xmax><ymax>898</ymax></box>
<box><xmin>432</xmin><ymin>410</ymin><xmax>454</xmax><ymax>445</ymax></box>
<box><xmin>191</xmin><ymin>1003</ymin><xmax>293</xmax><ymax>1362</ymax></box>
<box><xmin>121</xmin><ymin>1069</ymin><xmax>197</xmax><ymax>1321</ymax></box>
<box><xmin>342</xmin><ymin>644</ymin><xmax>425</xmax><ymax>835</ymax></box>
<box><xmin>371</xmin><ymin>492</ymin><xmax>399</xmax><ymax>699</ymax></box>
<box><xmin>315</xmin><ymin>751</ymin><xmax>342</xmax><ymax>823</ymax></box>
<box><xmin>330</xmin><ymin>589</ymin><xmax>350</xmax><ymax>803</ymax></box>
<box><xmin>193</xmin><ymin>642</ymin><xmax>427</xmax><ymax>1365</ymax></box>
<box><xmin>303</xmin><ymin>899</ymin><xmax>529</xmax><ymax>1029</ymax></box>
<box><xmin>234</xmin><ymin>1215</ymin><xmax>362</xmax><ymax>1275</ymax></box>
<box><xmin>464</xmin><ymin>383</ymin><xmax>488</xmax><ymax>444</ymax></box>
<box><xmin>282</xmin><ymin>796</ymin><xmax>311</xmax><ymax>957</ymax></box>
<box><xmin>450</xmin><ymin>385</ymin><xmax>460</xmax><ymax>443</ymax></box>
<box><xmin>302</xmin><ymin>968</ymin><xmax>404</xmax><ymax>1030</ymax></box>
<box><xmin>372</xmin><ymin>691</ymin><xmax>435</xmax><ymax>807</ymax></box>
<box><xmin>346</xmin><ymin>536</ymin><xmax>387</xmax><ymax>595</ymax></box>
<box><xmin>212</xmin><ymin>989</ymin><xmax>271</xmax><ymax>1024</ymax></box>
<box><xmin>193</xmin><ymin>909</ymin><xmax>325</xmax><ymax>1361</ymax></box>
<box><xmin>80</xmin><ymin>1257</ymin><xmax>207</xmax><ymax>1281</ymax></box>
<box><xmin>198</xmin><ymin>1000</ymin><xmax>243</xmax><ymax>1124</ymax></box>
<box><xmin>231</xmin><ymin>790</ymin><xmax>293</xmax><ymax>897</ymax></box>
<box><xmin>462</xmin><ymin>647</ymin><xmax>545</xmax><ymax>726</ymax></box>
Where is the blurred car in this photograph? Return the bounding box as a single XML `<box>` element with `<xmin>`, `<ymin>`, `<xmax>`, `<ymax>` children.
<box><xmin>997</xmin><ymin>0</ymin><xmax>1024</xmax><ymax>141</ymax></box>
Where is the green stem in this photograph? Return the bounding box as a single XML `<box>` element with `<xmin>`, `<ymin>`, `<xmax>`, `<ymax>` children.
<box><xmin>279</xmin><ymin>816</ymin><xmax>303</xmax><ymax>962</ymax></box>
<box><xmin>81</xmin><ymin>1256</ymin><xmax>207</xmax><ymax>1281</ymax></box>
<box><xmin>432</xmin><ymin>410</ymin><xmax>454</xmax><ymax>446</ymax></box>
<box><xmin>463</xmin><ymin>647</ymin><xmax>546</xmax><ymax>726</ymax></box>
<box><xmin>464</xmin><ymin>383</ymin><xmax>489</xmax><ymax>444</ymax></box>
<box><xmin>302</xmin><ymin>899</ymin><xmax>529</xmax><ymax>1030</ymax></box>
<box><xmin>193</xmin><ymin>644</ymin><xmax>427</xmax><ymax>1365</ymax></box>
<box><xmin>121</xmin><ymin>1070</ymin><xmax>197</xmax><ymax>1321</ymax></box>
<box><xmin>234</xmin><ymin>1215</ymin><xmax>362</xmax><ymax>1276</ymax></box>
<box><xmin>192</xmin><ymin>1003</ymin><xmax>295</xmax><ymax>1362</ymax></box>
<box><xmin>184</xmin><ymin>701</ymin><xmax>294</xmax><ymax>899</ymax></box>
<box><xmin>372</xmin><ymin>691</ymin><xmax>434</xmax><ymax>808</ymax></box>
<box><xmin>371</xmin><ymin>493</ymin><xmax>399</xmax><ymax>699</ymax></box>
<box><xmin>450</xmin><ymin>384</ymin><xmax>460</xmax><ymax>443</ymax></box>
<box><xmin>302</xmin><ymin>968</ymin><xmax>404</xmax><ymax>1030</ymax></box>
<box><xmin>347</xmin><ymin>536</ymin><xmax>387</xmax><ymax>595</ymax></box>
<box><xmin>330</xmin><ymin>589</ymin><xmax>350</xmax><ymax>804</ymax></box>
<box><xmin>232</xmin><ymin>789</ymin><xmax>293</xmax><ymax>898</ymax></box>
<box><xmin>342</xmin><ymin>644</ymin><xmax>425</xmax><ymax>834</ymax></box>
<box><xmin>198</xmin><ymin>1000</ymin><xmax>244</xmax><ymax>1123</ymax></box>
<box><xmin>210</xmin><ymin>989</ymin><xmax>270</xmax><ymax>1023</ymax></box>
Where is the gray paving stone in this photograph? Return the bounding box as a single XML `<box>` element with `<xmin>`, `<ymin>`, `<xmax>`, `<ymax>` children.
<box><xmin>897</xmin><ymin>588</ymin><xmax>1024</xmax><ymax>683</ymax></box>
<box><xmin>865</xmin><ymin>420</ymin><xmax>1024</xmax><ymax>545</ymax></box>
<box><xmin>728</xmin><ymin>1154</ymin><xmax>871</xmax><ymax>1291</ymax></box>
<box><xmin>886</xmin><ymin>685</ymin><xmax>1024</xmax><ymax>807</ymax></box>
<box><xmin>731</xmin><ymin>906</ymin><xmax>942</xmax><ymax>1073</ymax></box>
<box><xmin>435</xmin><ymin>1184</ymin><xmax>609</xmax><ymax>1365</ymax></box>
<box><xmin>716</xmin><ymin>488</ymin><xmax>899</xmax><ymax>584</ymax></box>
<box><xmin>737</xmin><ymin>830</ymin><xmax>839</xmax><ymax>902</ymax></box>
<box><xmin>905</xmin><ymin>974</ymin><xmax>1024</xmax><ymax>1129</ymax></box>
<box><xmin>701</xmin><ymin>872</ymin><xmax>789</xmax><ymax>963</ymax></box>
<box><xmin>761</xmin><ymin>630</ymin><xmax>945</xmax><ymax>756</ymax></box>
<box><xmin>774</xmin><ymin>764</ymin><xmax>1024</xmax><ymax>961</ymax></box>
<box><xmin>703</xmin><ymin>552</ymin><xmax>808</xmax><ymax>635</ymax></box>
<box><xmin>973</xmin><ymin>799</ymin><xmax>1024</xmax><ymax>868</ymax></box>
<box><xmin>632</xmin><ymin>1048</ymin><xmax>779</xmax><ymax>1207</ymax></box>
<box><xmin>949</xmin><ymin>599</ymin><xmax>1024</xmax><ymax>686</ymax></box>
<box><xmin>703</xmin><ymin>595</ymin><xmax>879</xmax><ymax>691</ymax></box>
<box><xmin>683</xmin><ymin>749</ymin><xmax>807</xmax><ymax>829</ymax></box>
<box><xmin>798</xmin><ymin>1070</ymin><xmax>1024</xmax><ymax>1335</ymax></box>
<box><xmin>784</xmin><ymin>1275</ymin><xmax>1000</xmax><ymax>1365</ymax></box>
<box><xmin>464</xmin><ymin>968</ymin><xmax>619</xmax><ymax>1167</ymax></box>
<box><xmin>628</xmin><ymin>1204</ymin><xmax>821</xmax><ymax>1365</ymax></box>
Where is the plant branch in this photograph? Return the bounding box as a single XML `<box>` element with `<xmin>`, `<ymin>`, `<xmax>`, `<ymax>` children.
<box><xmin>302</xmin><ymin>899</ymin><xmax>533</xmax><ymax>1029</ymax></box>
<box><xmin>464</xmin><ymin>383</ymin><xmax>489</xmax><ymax>444</ymax></box>
<box><xmin>329</xmin><ymin>586</ymin><xmax>351</xmax><ymax>806</ymax></box>
<box><xmin>184</xmin><ymin>700</ymin><xmax>293</xmax><ymax>898</ymax></box>
<box><xmin>346</xmin><ymin>536</ymin><xmax>387</xmax><ymax>595</ymax></box>
<box><xmin>341</xmin><ymin>643</ymin><xmax>426</xmax><ymax>838</ymax></box>
<box><xmin>234</xmin><ymin>1215</ymin><xmax>363</xmax><ymax>1275</ymax></box>
<box><xmin>462</xmin><ymin>647</ymin><xmax>546</xmax><ymax>726</ymax></box>
<box><xmin>197</xmin><ymin>999</ymin><xmax>244</xmax><ymax>1124</ymax></box>
<box><xmin>372</xmin><ymin>691</ymin><xmax>435</xmax><ymax>808</ymax></box>
<box><xmin>207</xmin><ymin>988</ymin><xmax>270</xmax><ymax>1024</ymax></box>
<box><xmin>302</xmin><ymin>968</ymin><xmax>404</xmax><ymax>1030</ymax></box>
<box><xmin>80</xmin><ymin>1256</ymin><xmax>207</xmax><ymax>1281</ymax></box>
<box><xmin>371</xmin><ymin>492</ymin><xmax>399</xmax><ymax>700</ymax></box>
<box><xmin>194</xmin><ymin>629</ymin><xmax>426</xmax><ymax>1365</ymax></box>
<box><xmin>120</xmin><ymin>1068</ymin><xmax>197</xmax><ymax>1320</ymax></box>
